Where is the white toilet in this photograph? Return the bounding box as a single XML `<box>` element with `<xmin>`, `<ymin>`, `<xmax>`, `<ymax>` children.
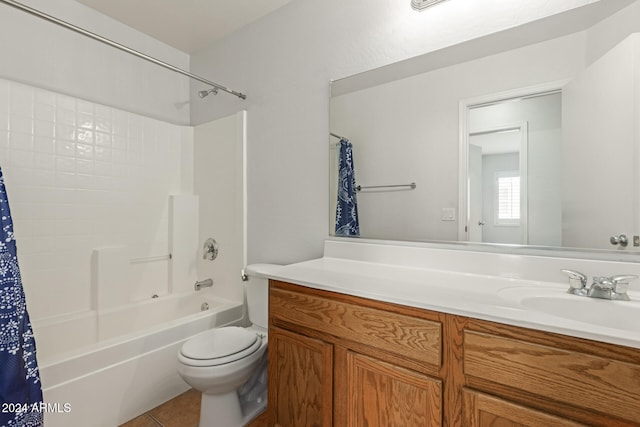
<box><xmin>177</xmin><ymin>264</ymin><xmax>277</xmax><ymax>427</ymax></box>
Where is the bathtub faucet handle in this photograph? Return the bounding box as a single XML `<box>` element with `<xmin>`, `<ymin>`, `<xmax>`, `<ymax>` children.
<box><xmin>203</xmin><ymin>238</ymin><xmax>219</xmax><ymax>261</ymax></box>
<box><xmin>194</xmin><ymin>278</ymin><xmax>214</xmax><ymax>291</ymax></box>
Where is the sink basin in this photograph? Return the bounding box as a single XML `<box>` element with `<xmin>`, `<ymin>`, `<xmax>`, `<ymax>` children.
<box><xmin>498</xmin><ymin>286</ymin><xmax>640</xmax><ymax>332</ymax></box>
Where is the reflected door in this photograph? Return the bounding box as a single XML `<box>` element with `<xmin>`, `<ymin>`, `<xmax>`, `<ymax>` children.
<box><xmin>468</xmin><ymin>144</ymin><xmax>483</xmax><ymax>242</ymax></box>
<box><xmin>467</xmin><ymin>124</ymin><xmax>528</xmax><ymax>245</ymax></box>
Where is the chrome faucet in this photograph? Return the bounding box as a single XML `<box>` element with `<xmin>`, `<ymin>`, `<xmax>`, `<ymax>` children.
<box><xmin>561</xmin><ymin>269</ymin><xmax>588</xmax><ymax>296</ymax></box>
<box><xmin>588</xmin><ymin>275</ymin><xmax>637</xmax><ymax>301</ymax></box>
<box><xmin>194</xmin><ymin>278</ymin><xmax>214</xmax><ymax>291</ymax></box>
<box><xmin>561</xmin><ymin>270</ymin><xmax>637</xmax><ymax>301</ymax></box>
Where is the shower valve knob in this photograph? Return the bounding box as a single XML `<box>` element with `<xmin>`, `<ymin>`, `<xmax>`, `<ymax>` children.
<box><xmin>203</xmin><ymin>238</ymin><xmax>219</xmax><ymax>260</ymax></box>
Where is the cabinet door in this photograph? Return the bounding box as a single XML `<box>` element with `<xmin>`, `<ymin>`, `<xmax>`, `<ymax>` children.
<box><xmin>268</xmin><ymin>328</ymin><xmax>333</xmax><ymax>427</ymax></box>
<box><xmin>462</xmin><ymin>389</ymin><xmax>586</xmax><ymax>427</ymax></box>
<box><xmin>346</xmin><ymin>351</ymin><xmax>442</xmax><ymax>426</ymax></box>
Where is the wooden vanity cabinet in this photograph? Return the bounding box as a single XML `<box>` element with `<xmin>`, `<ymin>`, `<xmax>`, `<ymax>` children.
<box><xmin>268</xmin><ymin>280</ymin><xmax>443</xmax><ymax>426</ymax></box>
<box><xmin>268</xmin><ymin>280</ymin><xmax>640</xmax><ymax>427</ymax></box>
<box><xmin>462</xmin><ymin>319</ymin><xmax>640</xmax><ymax>427</ymax></box>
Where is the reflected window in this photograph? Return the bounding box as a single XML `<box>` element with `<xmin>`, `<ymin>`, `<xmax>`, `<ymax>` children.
<box><xmin>495</xmin><ymin>171</ymin><xmax>520</xmax><ymax>225</ymax></box>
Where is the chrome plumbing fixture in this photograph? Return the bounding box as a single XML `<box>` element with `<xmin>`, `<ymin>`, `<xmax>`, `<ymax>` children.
<box><xmin>561</xmin><ymin>269</ymin><xmax>588</xmax><ymax>296</ymax></box>
<box><xmin>588</xmin><ymin>276</ymin><xmax>637</xmax><ymax>301</ymax></box>
<box><xmin>194</xmin><ymin>278</ymin><xmax>214</xmax><ymax>291</ymax></box>
<box><xmin>203</xmin><ymin>238</ymin><xmax>219</xmax><ymax>261</ymax></box>
<box><xmin>198</xmin><ymin>88</ymin><xmax>218</xmax><ymax>98</ymax></box>
<box><xmin>610</xmin><ymin>234</ymin><xmax>629</xmax><ymax>247</ymax></box>
<box><xmin>201</xmin><ymin>302</ymin><xmax>210</xmax><ymax>311</ymax></box>
<box><xmin>561</xmin><ymin>270</ymin><xmax>637</xmax><ymax>301</ymax></box>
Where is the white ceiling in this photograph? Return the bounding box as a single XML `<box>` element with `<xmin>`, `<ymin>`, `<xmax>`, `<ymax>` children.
<box><xmin>73</xmin><ymin>0</ymin><xmax>295</xmax><ymax>54</ymax></box>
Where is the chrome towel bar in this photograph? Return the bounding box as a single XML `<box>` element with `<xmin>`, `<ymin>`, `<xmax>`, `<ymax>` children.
<box><xmin>356</xmin><ymin>182</ymin><xmax>416</xmax><ymax>192</ymax></box>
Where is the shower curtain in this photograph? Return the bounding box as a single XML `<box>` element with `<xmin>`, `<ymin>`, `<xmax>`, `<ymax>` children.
<box><xmin>335</xmin><ymin>139</ymin><xmax>360</xmax><ymax>236</ymax></box>
<box><xmin>0</xmin><ymin>167</ymin><xmax>43</xmax><ymax>427</ymax></box>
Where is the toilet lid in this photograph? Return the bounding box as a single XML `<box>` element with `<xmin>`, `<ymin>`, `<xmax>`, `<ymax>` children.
<box><xmin>180</xmin><ymin>326</ymin><xmax>262</xmax><ymax>366</ymax></box>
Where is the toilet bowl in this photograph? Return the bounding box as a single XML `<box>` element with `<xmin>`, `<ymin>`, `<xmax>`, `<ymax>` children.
<box><xmin>177</xmin><ymin>264</ymin><xmax>279</xmax><ymax>427</ymax></box>
<box><xmin>177</xmin><ymin>326</ymin><xmax>267</xmax><ymax>426</ymax></box>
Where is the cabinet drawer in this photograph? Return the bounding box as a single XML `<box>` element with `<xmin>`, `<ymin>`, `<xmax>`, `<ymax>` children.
<box><xmin>463</xmin><ymin>330</ymin><xmax>640</xmax><ymax>423</ymax></box>
<box><xmin>270</xmin><ymin>286</ymin><xmax>442</xmax><ymax>367</ymax></box>
<box><xmin>463</xmin><ymin>389</ymin><xmax>585</xmax><ymax>426</ymax></box>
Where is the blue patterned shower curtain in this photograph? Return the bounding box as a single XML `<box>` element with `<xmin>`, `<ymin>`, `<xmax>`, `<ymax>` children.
<box><xmin>335</xmin><ymin>139</ymin><xmax>360</xmax><ymax>236</ymax></box>
<box><xmin>0</xmin><ymin>168</ymin><xmax>43</xmax><ymax>427</ymax></box>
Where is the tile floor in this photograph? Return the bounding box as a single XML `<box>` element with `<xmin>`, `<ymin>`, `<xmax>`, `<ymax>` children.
<box><xmin>120</xmin><ymin>389</ymin><xmax>200</xmax><ymax>427</ymax></box>
<box><xmin>119</xmin><ymin>389</ymin><xmax>268</xmax><ymax>427</ymax></box>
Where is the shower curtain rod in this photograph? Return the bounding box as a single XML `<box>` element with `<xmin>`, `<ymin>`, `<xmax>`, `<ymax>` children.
<box><xmin>330</xmin><ymin>132</ymin><xmax>348</xmax><ymax>141</ymax></box>
<box><xmin>0</xmin><ymin>0</ymin><xmax>247</xmax><ymax>100</ymax></box>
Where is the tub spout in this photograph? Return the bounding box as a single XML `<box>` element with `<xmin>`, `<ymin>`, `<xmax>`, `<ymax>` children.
<box><xmin>194</xmin><ymin>278</ymin><xmax>214</xmax><ymax>291</ymax></box>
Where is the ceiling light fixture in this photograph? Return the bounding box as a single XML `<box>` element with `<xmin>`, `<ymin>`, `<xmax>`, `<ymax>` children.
<box><xmin>411</xmin><ymin>0</ymin><xmax>448</xmax><ymax>11</ymax></box>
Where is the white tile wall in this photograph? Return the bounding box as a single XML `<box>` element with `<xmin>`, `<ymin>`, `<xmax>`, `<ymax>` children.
<box><xmin>0</xmin><ymin>78</ymin><xmax>193</xmax><ymax>321</ymax></box>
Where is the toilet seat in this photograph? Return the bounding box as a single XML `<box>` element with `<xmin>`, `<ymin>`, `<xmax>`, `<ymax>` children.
<box><xmin>180</xmin><ymin>326</ymin><xmax>263</xmax><ymax>367</ymax></box>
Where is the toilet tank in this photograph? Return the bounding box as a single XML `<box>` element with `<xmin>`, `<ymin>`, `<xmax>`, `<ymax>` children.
<box><xmin>244</xmin><ymin>264</ymin><xmax>281</xmax><ymax>329</ymax></box>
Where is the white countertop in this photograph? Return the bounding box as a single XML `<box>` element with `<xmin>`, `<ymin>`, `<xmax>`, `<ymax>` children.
<box><xmin>262</xmin><ymin>255</ymin><xmax>640</xmax><ymax>350</ymax></box>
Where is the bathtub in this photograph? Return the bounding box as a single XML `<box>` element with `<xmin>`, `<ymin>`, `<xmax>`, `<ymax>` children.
<box><xmin>31</xmin><ymin>291</ymin><xmax>244</xmax><ymax>427</ymax></box>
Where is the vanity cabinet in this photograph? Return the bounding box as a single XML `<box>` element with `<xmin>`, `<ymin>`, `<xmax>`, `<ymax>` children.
<box><xmin>267</xmin><ymin>280</ymin><xmax>640</xmax><ymax>426</ymax></box>
<box><xmin>462</xmin><ymin>319</ymin><xmax>640</xmax><ymax>426</ymax></box>
<box><xmin>268</xmin><ymin>280</ymin><xmax>443</xmax><ymax>426</ymax></box>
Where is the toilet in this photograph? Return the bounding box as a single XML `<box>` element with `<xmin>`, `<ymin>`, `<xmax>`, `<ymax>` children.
<box><xmin>177</xmin><ymin>264</ymin><xmax>277</xmax><ymax>427</ymax></box>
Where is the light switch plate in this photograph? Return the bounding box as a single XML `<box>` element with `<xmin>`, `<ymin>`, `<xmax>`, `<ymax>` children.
<box><xmin>442</xmin><ymin>207</ymin><xmax>456</xmax><ymax>221</ymax></box>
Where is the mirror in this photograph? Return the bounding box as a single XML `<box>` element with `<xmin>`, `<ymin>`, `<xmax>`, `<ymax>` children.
<box><xmin>463</xmin><ymin>90</ymin><xmax>562</xmax><ymax>247</ymax></box>
<box><xmin>329</xmin><ymin>0</ymin><xmax>640</xmax><ymax>254</ymax></box>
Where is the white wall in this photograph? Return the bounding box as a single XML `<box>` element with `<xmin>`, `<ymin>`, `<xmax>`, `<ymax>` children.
<box><xmin>0</xmin><ymin>0</ymin><xmax>190</xmax><ymax>125</ymax></box>
<box><xmin>194</xmin><ymin>112</ymin><xmax>246</xmax><ymax>304</ymax></box>
<box><xmin>190</xmin><ymin>0</ymin><xmax>601</xmax><ymax>264</ymax></box>
<box><xmin>562</xmin><ymin>33</ymin><xmax>640</xmax><ymax>249</ymax></box>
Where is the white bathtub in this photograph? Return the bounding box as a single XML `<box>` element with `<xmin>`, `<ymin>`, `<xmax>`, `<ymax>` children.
<box><xmin>32</xmin><ymin>291</ymin><xmax>244</xmax><ymax>427</ymax></box>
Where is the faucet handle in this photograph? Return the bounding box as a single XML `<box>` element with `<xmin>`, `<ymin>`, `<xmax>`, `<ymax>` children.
<box><xmin>593</xmin><ymin>276</ymin><xmax>613</xmax><ymax>290</ymax></box>
<box><xmin>609</xmin><ymin>275</ymin><xmax>638</xmax><ymax>294</ymax></box>
<box><xmin>561</xmin><ymin>269</ymin><xmax>587</xmax><ymax>295</ymax></box>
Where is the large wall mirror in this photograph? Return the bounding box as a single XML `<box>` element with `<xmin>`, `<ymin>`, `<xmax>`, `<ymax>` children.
<box><xmin>329</xmin><ymin>0</ymin><xmax>640</xmax><ymax>257</ymax></box>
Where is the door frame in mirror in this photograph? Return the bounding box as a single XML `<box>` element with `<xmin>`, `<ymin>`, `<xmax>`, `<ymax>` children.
<box><xmin>458</xmin><ymin>80</ymin><xmax>568</xmax><ymax>244</ymax></box>
<box><xmin>464</xmin><ymin>121</ymin><xmax>529</xmax><ymax>245</ymax></box>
